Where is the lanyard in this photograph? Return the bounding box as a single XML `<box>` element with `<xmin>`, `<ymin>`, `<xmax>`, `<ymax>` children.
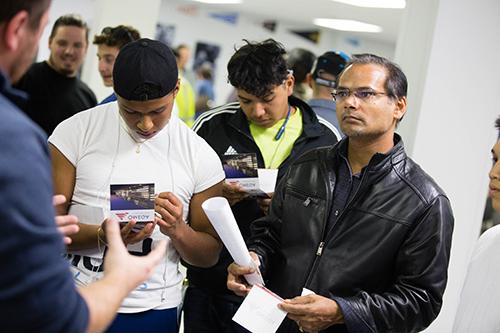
<box><xmin>274</xmin><ymin>104</ymin><xmax>292</xmax><ymax>140</ymax></box>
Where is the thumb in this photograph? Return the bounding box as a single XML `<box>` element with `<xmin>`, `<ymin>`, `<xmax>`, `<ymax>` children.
<box><xmin>146</xmin><ymin>240</ymin><xmax>167</xmax><ymax>266</ymax></box>
<box><xmin>53</xmin><ymin>194</ymin><xmax>66</xmax><ymax>206</ymax></box>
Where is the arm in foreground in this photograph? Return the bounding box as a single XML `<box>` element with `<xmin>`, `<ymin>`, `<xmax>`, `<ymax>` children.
<box><xmin>78</xmin><ymin>218</ymin><xmax>166</xmax><ymax>333</ymax></box>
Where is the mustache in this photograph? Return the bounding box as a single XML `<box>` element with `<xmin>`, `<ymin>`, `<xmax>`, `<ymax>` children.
<box><xmin>341</xmin><ymin>112</ymin><xmax>363</xmax><ymax>121</ymax></box>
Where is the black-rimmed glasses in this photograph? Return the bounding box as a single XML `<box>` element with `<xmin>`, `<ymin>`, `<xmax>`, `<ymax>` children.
<box><xmin>331</xmin><ymin>88</ymin><xmax>388</xmax><ymax>102</ymax></box>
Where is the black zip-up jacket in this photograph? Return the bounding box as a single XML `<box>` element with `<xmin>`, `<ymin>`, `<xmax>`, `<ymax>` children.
<box><xmin>248</xmin><ymin>135</ymin><xmax>454</xmax><ymax>333</ymax></box>
<box><xmin>187</xmin><ymin>96</ymin><xmax>339</xmax><ymax>296</ymax></box>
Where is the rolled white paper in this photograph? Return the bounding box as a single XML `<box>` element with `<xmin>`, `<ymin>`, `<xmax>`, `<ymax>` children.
<box><xmin>202</xmin><ymin>197</ymin><xmax>265</xmax><ymax>286</ymax></box>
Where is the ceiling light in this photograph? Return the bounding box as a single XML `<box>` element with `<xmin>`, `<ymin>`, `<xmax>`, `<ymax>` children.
<box><xmin>314</xmin><ymin>18</ymin><xmax>382</xmax><ymax>33</ymax></box>
<box><xmin>331</xmin><ymin>0</ymin><xmax>406</xmax><ymax>9</ymax></box>
<box><xmin>191</xmin><ymin>0</ymin><xmax>243</xmax><ymax>4</ymax></box>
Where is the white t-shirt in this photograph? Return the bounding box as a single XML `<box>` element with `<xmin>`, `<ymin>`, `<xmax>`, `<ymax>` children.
<box><xmin>49</xmin><ymin>102</ymin><xmax>224</xmax><ymax>313</ymax></box>
<box><xmin>453</xmin><ymin>225</ymin><xmax>500</xmax><ymax>332</ymax></box>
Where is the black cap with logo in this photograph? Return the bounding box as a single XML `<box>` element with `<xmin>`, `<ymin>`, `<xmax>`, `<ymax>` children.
<box><xmin>113</xmin><ymin>38</ymin><xmax>178</xmax><ymax>101</ymax></box>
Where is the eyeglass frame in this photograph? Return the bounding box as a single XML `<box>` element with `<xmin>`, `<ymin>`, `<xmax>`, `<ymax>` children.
<box><xmin>331</xmin><ymin>88</ymin><xmax>391</xmax><ymax>102</ymax></box>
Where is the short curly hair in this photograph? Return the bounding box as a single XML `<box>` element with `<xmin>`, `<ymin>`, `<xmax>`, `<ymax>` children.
<box><xmin>93</xmin><ymin>25</ymin><xmax>140</xmax><ymax>50</ymax></box>
<box><xmin>227</xmin><ymin>39</ymin><xmax>288</xmax><ymax>98</ymax></box>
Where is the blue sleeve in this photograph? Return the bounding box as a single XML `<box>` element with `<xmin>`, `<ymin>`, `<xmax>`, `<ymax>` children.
<box><xmin>0</xmin><ymin>106</ymin><xmax>89</xmax><ymax>333</ymax></box>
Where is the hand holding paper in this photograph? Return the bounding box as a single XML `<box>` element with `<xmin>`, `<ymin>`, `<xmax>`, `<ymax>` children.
<box><xmin>279</xmin><ymin>291</ymin><xmax>344</xmax><ymax>333</ymax></box>
<box><xmin>202</xmin><ymin>197</ymin><xmax>264</xmax><ymax>286</ymax></box>
<box><xmin>232</xmin><ymin>284</ymin><xmax>287</xmax><ymax>333</ymax></box>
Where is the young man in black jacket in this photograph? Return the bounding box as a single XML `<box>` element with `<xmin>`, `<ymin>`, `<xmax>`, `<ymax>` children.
<box><xmin>185</xmin><ymin>39</ymin><xmax>339</xmax><ymax>332</ymax></box>
<box><xmin>228</xmin><ymin>54</ymin><xmax>454</xmax><ymax>333</ymax></box>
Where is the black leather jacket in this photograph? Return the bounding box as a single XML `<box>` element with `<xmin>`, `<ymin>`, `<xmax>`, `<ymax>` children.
<box><xmin>248</xmin><ymin>135</ymin><xmax>454</xmax><ymax>333</ymax></box>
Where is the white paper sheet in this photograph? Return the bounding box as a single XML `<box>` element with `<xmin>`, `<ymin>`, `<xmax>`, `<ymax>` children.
<box><xmin>232</xmin><ymin>284</ymin><xmax>287</xmax><ymax>333</ymax></box>
<box><xmin>301</xmin><ymin>287</ymin><xmax>315</xmax><ymax>296</ymax></box>
<box><xmin>202</xmin><ymin>197</ymin><xmax>265</xmax><ymax>285</ymax></box>
<box><xmin>257</xmin><ymin>168</ymin><xmax>278</xmax><ymax>194</ymax></box>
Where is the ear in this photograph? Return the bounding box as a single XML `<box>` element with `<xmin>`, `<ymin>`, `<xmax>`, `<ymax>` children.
<box><xmin>305</xmin><ymin>73</ymin><xmax>314</xmax><ymax>89</ymax></box>
<box><xmin>285</xmin><ymin>73</ymin><xmax>295</xmax><ymax>96</ymax></box>
<box><xmin>394</xmin><ymin>96</ymin><xmax>407</xmax><ymax>121</ymax></box>
<box><xmin>4</xmin><ymin>10</ymin><xmax>29</xmax><ymax>51</ymax></box>
<box><xmin>172</xmin><ymin>79</ymin><xmax>181</xmax><ymax>99</ymax></box>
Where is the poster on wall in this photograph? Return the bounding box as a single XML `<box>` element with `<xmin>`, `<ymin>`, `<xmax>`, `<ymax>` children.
<box><xmin>209</xmin><ymin>12</ymin><xmax>239</xmax><ymax>25</ymax></box>
<box><xmin>262</xmin><ymin>20</ymin><xmax>277</xmax><ymax>32</ymax></box>
<box><xmin>193</xmin><ymin>42</ymin><xmax>221</xmax><ymax>75</ymax></box>
<box><xmin>155</xmin><ymin>23</ymin><xmax>176</xmax><ymax>47</ymax></box>
<box><xmin>289</xmin><ymin>29</ymin><xmax>321</xmax><ymax>44</ymax></box>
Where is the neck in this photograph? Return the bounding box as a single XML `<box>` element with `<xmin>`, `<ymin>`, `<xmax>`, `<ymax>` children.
<box><xmin>46</xmin><ymin>59</ymin><xmax>76</xmax><ymax>77</ymax></box>
<box><xmin>347</xmin><ymin>132</ymin><xmax>395</xmax><ymax>174</ymax></box>
<box><xmin>313</xmin><ymin>85</ymin><xmax>333</xmax><ymax>100</ymax></box>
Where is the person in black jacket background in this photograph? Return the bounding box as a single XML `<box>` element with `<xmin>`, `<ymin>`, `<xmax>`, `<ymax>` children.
<box><xmin>228</xmin><ymin>54</ymin><xmax>454</xmax><ymax>333</ymax></box>
<box><xmin>185</xmin><ymin>39</ymin><xmax>339</xmax><ymax>333</ymax></box>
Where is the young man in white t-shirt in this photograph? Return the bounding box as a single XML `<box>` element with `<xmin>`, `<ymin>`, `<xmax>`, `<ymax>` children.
<box><xmin>49</xmin><ymin>38</ymin><xmax>224</xmax><ymax>333</ymax></box>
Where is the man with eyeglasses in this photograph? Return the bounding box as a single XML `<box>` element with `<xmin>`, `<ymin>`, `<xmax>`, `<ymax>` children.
<box><xmin>93</xmin><ymin>25</ymin><xmax>140</xmax><ymax>104</ymax></box>
<box><xmin>228</xmin><ymin>54</ymin><xmax>454</xmax><ymax>333</ymax></box>
<box><xmin>185</xmin><ymin>39</ymin><xmax>339</xmax><ymax>333</ymax></box>
<box><xmin>15</xmin><ymin>14</ymin><xmax>97</xmax><ymax>135</ymax></box>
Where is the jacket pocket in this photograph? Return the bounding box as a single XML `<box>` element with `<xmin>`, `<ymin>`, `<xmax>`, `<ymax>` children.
<box><xmin>286</xmin><ymin>186</ymin><xmax>320</xmax><ymax>208</ymax></box>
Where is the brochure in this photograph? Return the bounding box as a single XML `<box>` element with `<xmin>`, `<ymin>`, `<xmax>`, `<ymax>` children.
<box><xmin>222</xmin><ymin>153</ymin><xmax>277</xmax><ymax>198</ymax></box>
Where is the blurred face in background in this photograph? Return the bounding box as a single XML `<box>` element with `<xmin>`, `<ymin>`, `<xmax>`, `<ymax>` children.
<box><xmin>48</xmin><ymin>25</ymin><xmax>87</xmax><ymax>77</ymax></box>
<box><xmin>489</xmin><ymin>139</ymin><xmax>500</xmax><ymax>210</ymax></box>
<box><xmin>97</xmin><ymin>44</ymin><xmax>119</xmax><ymax>87</ymax></box>
<box><xmin>176</xmin><ymin>46</ymin><xmax>190</xmax><ymax>70</ymax></box>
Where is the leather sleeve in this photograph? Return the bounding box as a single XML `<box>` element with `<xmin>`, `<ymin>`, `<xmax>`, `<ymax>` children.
<box><xmin>247</xmin><ymin>168</ymin><xmax>289</xmax><ymax>277</ymax></box>
<box><xmin>333</xmin><ymin>195</ymin><xmax>454</xmax><ymax>333</ymax></box>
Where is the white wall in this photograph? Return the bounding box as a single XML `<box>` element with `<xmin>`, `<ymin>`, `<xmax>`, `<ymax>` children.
<box><xmin>396</xmin><ymin>0</ymin><xmax>500</xmax><ymax>331</ymax></box>
<box><xmin>80</xmin><ymin>0</ymin><xmax>163</xmax><ymax>101</ymax></box>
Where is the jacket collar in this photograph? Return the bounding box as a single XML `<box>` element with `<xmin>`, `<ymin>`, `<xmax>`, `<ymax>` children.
<box><xmin>228</xmin><ymin>95</ymin><xmax>326</xmax><ymax>139</ymax></box>
<box><xmin>333</xmin><ymin>133</ymin><xmax>406</xmax><ymax>173</ymax></box>
<box><xmin>0</xmin><ymin>70</ymin><xmax>28</xmax><ymax>109</ymax></box>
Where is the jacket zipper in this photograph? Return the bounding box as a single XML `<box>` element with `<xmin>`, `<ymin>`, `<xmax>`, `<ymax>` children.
<box><xmin>303</xmin><ymin>155</ymin><xmax>370</xmax><ymax>289</ymax></box>
<box><xmin>303</xmin><ymin>154</ymin><xmax>333</xmax><ymax>288</ymax></box>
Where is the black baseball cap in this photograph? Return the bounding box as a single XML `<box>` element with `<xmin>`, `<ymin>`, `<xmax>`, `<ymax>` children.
<box><xmin>311</xmin><ymin>51</ymin><xmax>349</xmax><ymax>87</ymax></box>
<box><xmin>113</xmin><ymin>38</ymin><xmax>178</xmax><ymax>101</ymax></box>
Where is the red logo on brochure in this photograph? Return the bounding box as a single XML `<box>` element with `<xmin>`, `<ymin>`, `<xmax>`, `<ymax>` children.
<box><xmin>115</xmin><ymin>212</ymin><xmax>129</xmax><ymax>220</ymax></box>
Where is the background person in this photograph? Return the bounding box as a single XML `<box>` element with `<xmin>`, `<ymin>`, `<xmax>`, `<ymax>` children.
<box><xmin>286</xmin><ymin>47</ymin><xmax>316</xmax><ymax>101</ymax></box>
<box><xmin>307</xmin><ymin>50</ymin><xmax>350</xmax><ymax>137</ymax></box>
<box><xmin>93</xmin><ymin>24</ymin><xmax>140</xmax><ymax>104</ymax></box>
<box><xmin>15</xmin><ymin>13</ymin><xmax>96</xmax><ymax>135</ymax></box>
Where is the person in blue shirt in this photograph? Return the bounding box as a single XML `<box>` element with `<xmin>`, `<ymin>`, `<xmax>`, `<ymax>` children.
<box><xmin>0</xmin><ymin>1</ymin><xmax>165</xmax><ymax>332</ymax></box>
<box><xmin>306</xmin><ymin>50</ymin><xmax>350</xmax><ymax>139</ymax></box>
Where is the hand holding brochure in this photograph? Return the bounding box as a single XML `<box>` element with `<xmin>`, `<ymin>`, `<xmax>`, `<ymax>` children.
<box><xmin>202</xmin><ymin>197</ymin><xmax>264</xmax><ymax>286</ymax></box>
<box><xmin>222</xmin><ymin>153</ymin><xmax>278</xmax><ymax>198</ymax></box>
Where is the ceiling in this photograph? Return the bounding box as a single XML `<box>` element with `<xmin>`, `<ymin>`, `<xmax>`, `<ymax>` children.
<box><xmin>173</xmin><ymin>0</ymin><xmax>405</xmax><ymax>43</ymax></box>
